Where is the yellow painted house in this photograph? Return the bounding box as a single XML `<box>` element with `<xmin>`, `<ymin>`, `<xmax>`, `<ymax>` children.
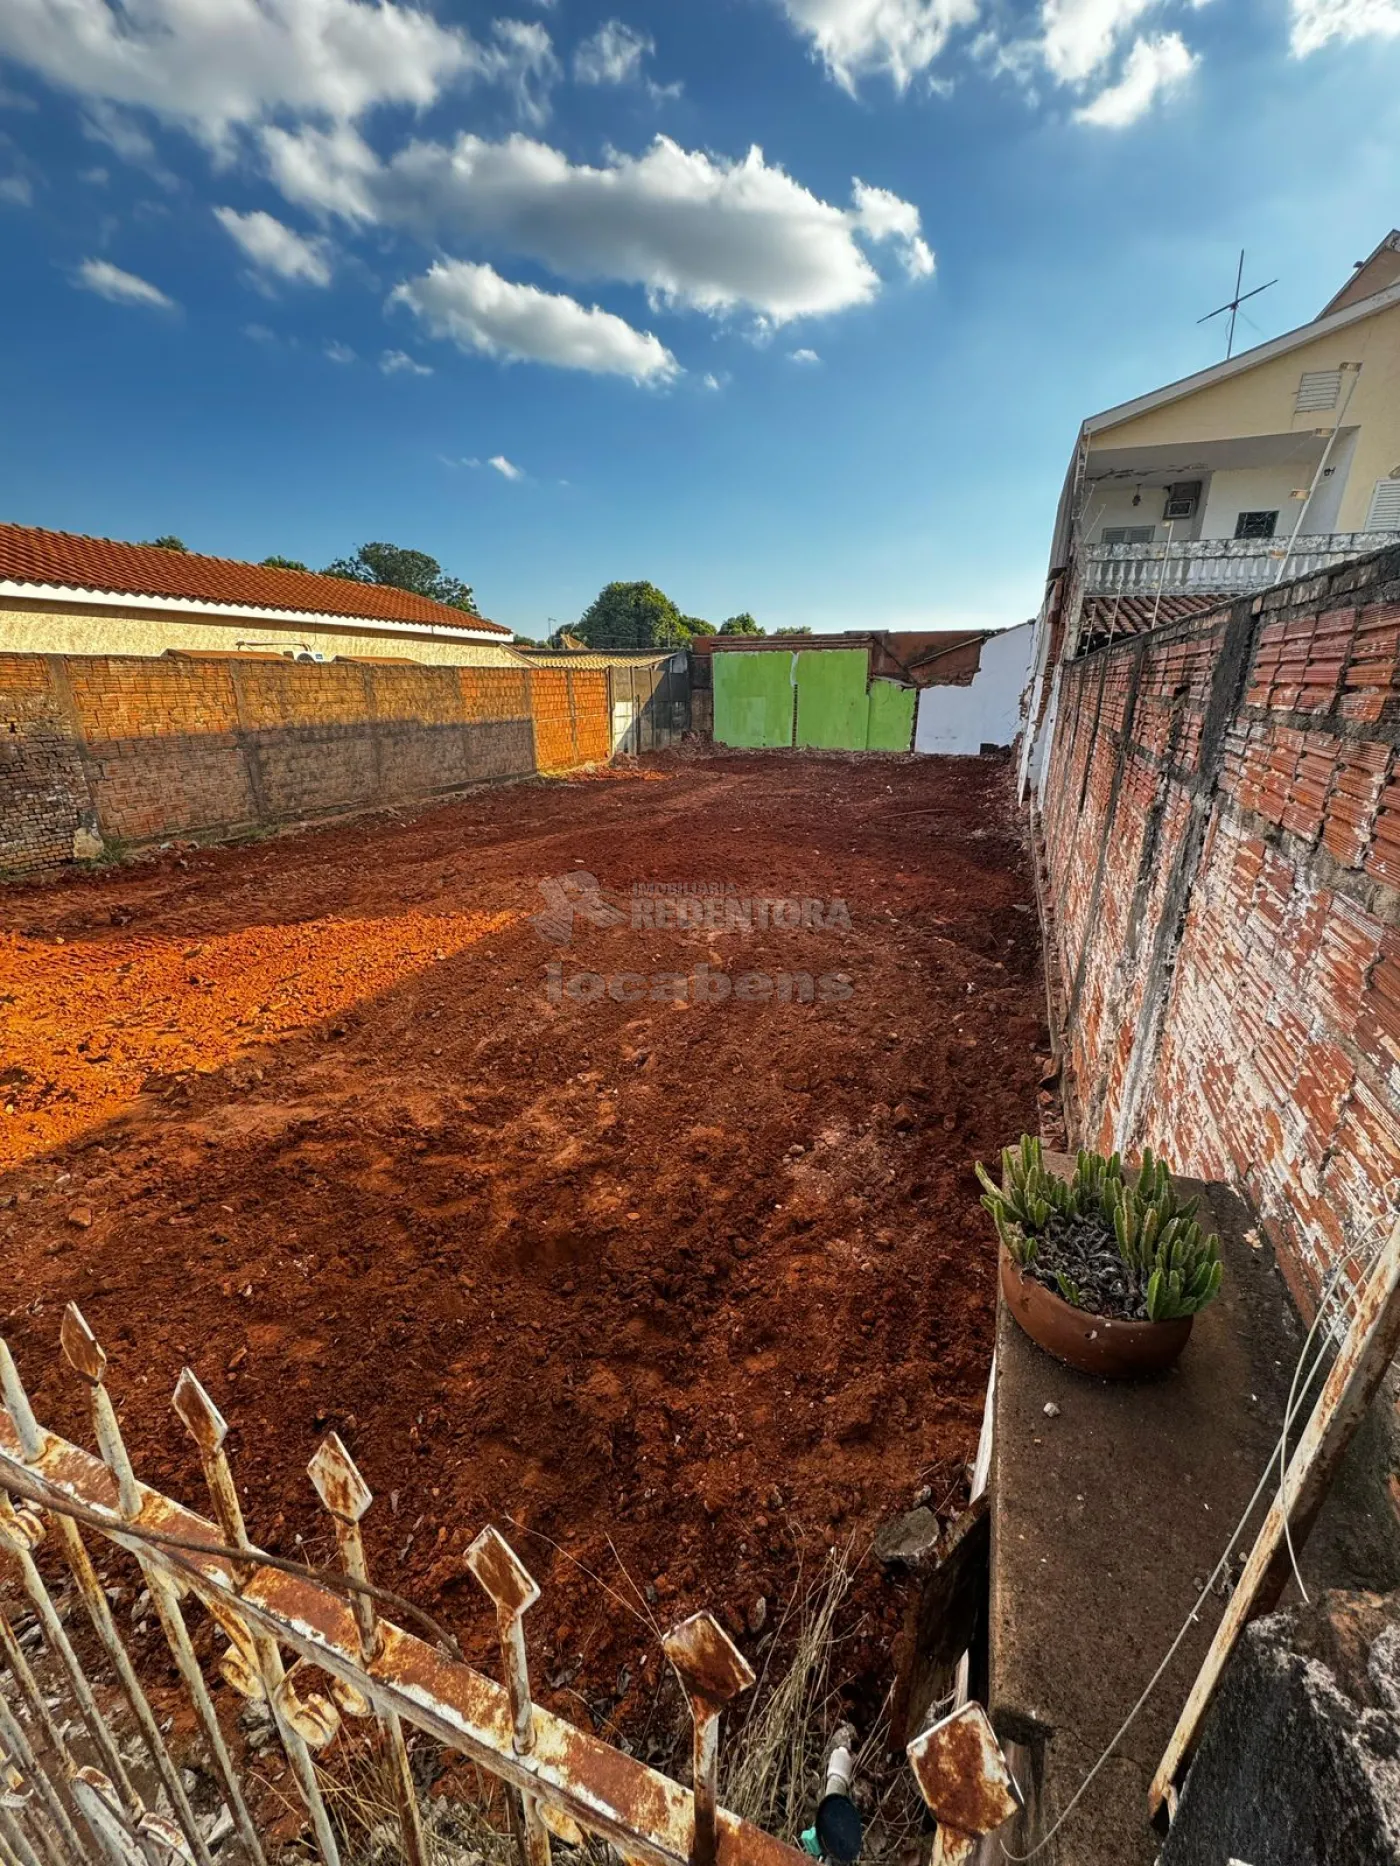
<box><xmin>1021</xmin><ymin>232</ymin><xmax>1400</xmax><ymax>791</ymax></box>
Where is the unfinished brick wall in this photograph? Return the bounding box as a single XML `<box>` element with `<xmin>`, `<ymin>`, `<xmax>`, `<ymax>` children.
<box><xmin>1040</xmin><ymin>547</ymin><xmax>1400</xmax><ymax>1305</ymax></box>
<box><xmin>0</xmin><ymin>653</ymin><xmax>610</xmax><ymax>878</ymax></box>
<box><xmin>530</xmin><ymin>668</ymin><xmax>612</xmax><ymax>772</ymax></box>
<box><xmin>0</xmin><ymin>657</ymin><xmax>93</xmax><ymax>872</ymax></box>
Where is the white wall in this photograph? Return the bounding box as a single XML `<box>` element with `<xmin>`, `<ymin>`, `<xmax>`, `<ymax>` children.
<box><xmin>915</xmin><ymin>623</ymin><xmax>1035</xmax><ymax>756</ymax></box>
<box><xmin>1198</xmin><ymin>465</ymin><xmax>1310</xmax><ymax>539</ymax></box>
<box><xmin>1085</xmin><ymin>482</ymin><xmax>1163</xmax><ymax>542</ymax></box>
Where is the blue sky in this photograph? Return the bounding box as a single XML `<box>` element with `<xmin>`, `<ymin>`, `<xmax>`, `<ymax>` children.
<box><xmin>1</xmin><ymin>0</ymin><xmax>1398</xmax><ymax>637</ymax></box>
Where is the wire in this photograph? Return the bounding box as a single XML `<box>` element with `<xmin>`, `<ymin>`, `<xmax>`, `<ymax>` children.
<box><xmin>0</xmin><ymin>1468</ymin><xmax>465</xmax><ymax>1662</ymax></box>
<box><xmin>997</xmin><ymin>1230</ymin><xmax>1385</xmax><ymax>1864</ymax></box>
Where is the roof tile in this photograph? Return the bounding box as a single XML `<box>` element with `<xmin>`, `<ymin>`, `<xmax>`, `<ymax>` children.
<box><xmin>0</xmin><ymin>524</ymin><xmax>509</xmax><ymax>635</ymax></box>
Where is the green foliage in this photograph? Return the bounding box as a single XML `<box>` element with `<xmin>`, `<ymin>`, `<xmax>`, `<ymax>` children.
<box><xmin>772</xmin><ymin>625</ymin><xmax>814</xmax><ymax>637</ymax></box>
<box><xmin>683</xmin><ymin>615</ymin><xmax>717</xmax><ymax>637</ymax></box>
<box><xmin>323</xmin><ymin>543</ymin><xmax>478</xmax><ymax>615</ymax></box>
<box><xmin>512</xmin><ymin>633</ymin><xmax>541</xmax><ymax>648</ymax></box>
<box><xmin>720</xmin><ymin>613</ymin><xmax>765</xmax><ymax>636</ymax></box>
<box><xmin>975</xmin><ymin>1136</ymin><xmax>1223</xmax><ymax>1320</ymax></box>
<box><xmin>261</xmin><ymin>555</ymin><xmax>309</xmax><ymax>571</ymax></box>
<box><xmin>577</xmin><ymin>581</ymin><xmax>692</xmax><ymax>651</ymax></box>
<box><xmin>140</xmin><ymin>535</ymin><xmax>187</xmax><ymax>551</ymax></box>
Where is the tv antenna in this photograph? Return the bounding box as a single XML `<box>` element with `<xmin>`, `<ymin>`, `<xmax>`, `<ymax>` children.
<box><xmin>1198</xmin><ymin>250</ymin><xmax>1277</xmax><ymax>360</ymax></box>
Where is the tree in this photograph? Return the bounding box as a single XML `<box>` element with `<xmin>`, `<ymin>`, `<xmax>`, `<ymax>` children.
<box><xmin>512</xmin><ymin>633</ymin><xmax>541</xmax><ymax>648</ymax></box>
<box><xmin>261</xmin><ymin>555</ymin><xmax>309</xmax><ymax>571</ymax></box>
<box><xmin>323</xmin><ymin>542</ymin><xmax>478</xmax><ymax>615</ymax></box>
<box><xmin>141</xmin><ymin>535</ymin><xmax>187</xmax><ymax>551</ymax></box>
<box><xmin>719</xmin><ymin>613</ymin><xmax>764</xmax><ymax>636</ymax></box>
<box><xmin>577</xmin><ymin>581</ymin><xmax>691</xmax><ymax>651</ymax></box>
<box><xmin>682</xmin><ymin>615</ymin><xmax>716</xmax><ymax>637</ymax></box>
<box><xmin>772</xmin><ymin>625</ymin><xmax>814</xmax><ymax>637</ymax></box>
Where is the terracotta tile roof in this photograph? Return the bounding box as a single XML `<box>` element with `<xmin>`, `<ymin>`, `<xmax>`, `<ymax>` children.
<box><xmin>0</xmin><ymin>524</ymin><xmax>509</xmax><ymax>635</ymax></box>
<box><xmin>1077</xmin><ymin>591</ymin><xmax>1225</xmax><ymax>652</ymax></box>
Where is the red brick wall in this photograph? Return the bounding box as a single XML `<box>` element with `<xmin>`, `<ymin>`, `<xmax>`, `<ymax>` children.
<box><xmin>529</xmin><ymin>667</ymin><xmax>612</xmax><ymax>771</ymax></box>
<box><xmin>1041</xmin><ymin>547</ymin><xmax>1400</xmax><ymax>1305</ymax></box>
<box><xmin>0</xmin><ymin>654</ymin><xmax>612</xmax><ymax>878</ymax></box>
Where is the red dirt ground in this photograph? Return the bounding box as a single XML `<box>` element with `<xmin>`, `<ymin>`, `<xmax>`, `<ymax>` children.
<box><xmin>0</xmin><ymin>750</ymin><xmax>1047</xmax><ymax>1761</ymax></box>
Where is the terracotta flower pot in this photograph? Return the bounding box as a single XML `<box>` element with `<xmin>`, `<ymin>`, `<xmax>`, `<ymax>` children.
<box><xmin>999</xmin><ymin>1248</ymin><xmax>1193</xmax><ymax>1380</ymax></box>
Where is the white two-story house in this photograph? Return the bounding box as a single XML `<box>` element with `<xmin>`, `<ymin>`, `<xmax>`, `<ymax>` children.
<box><xmin>1020</xmin><ymin>230</ymin><xmax>1400</xmax><ymax>792</ymax></box>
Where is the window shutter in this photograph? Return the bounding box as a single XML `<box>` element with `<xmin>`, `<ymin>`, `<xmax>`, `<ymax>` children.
<box><xmin>1296</xmin><ymin>369</ymin><xmax>1342</xmax><ymax>413</ymax></box>
<box><xmin>1365</xmin><ymin>478</ymin><xmax>1400</xmax><ymax>530</ymax></box>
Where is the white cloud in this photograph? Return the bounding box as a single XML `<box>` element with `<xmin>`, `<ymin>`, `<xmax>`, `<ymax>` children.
<box><xmin>75</xmin><ymin>256</ymin><xmax>175</xmax><ymax>308</ymax></box>
<box><xmin>1291</xmin><ymin>0</ymin><xmax>1400</xmax><ymax>52</ymax></box>
<box><xmin>1074</xmin><ymin>30</ymin><xmax>1196</xmax><ymax>121</ymax></box>
<box><xmin>775</xmin><ymin>0</ymin><xmax>979</xmax><ymax>91</ymax></box>
<box><xmin>392</xmin><ymin>258</ymin><xmax>679</xmax><ymax>381</ymax></box>
<box><xmin>380</xmin><ymin>347</ymin><xmax>433</xmax><ymax>375</ymax></box>
<box><xmin>701</xmin><ymin>371</ymin><xmax>724</xmax><ymax>390</ymax></box>
<box><xmin>243</xmin><ymin>321</ymin><xmax>278</xmax><ymax>343</ymax></box>
<box><xmin>214</xmin><ymin>206</ymin><xmax>333</xmax><ymax>284</ymax></box>
<box><xmin>1041</xmin><ymin>0</ymin><xmax>1154</xmax><ymax>83</ymax></box>
<box><xmin>80</xmin><ymin>165</ymin><xmax>109</xmax><ymax>184</ymax></box>
<box><xmin>0</xmin><ymin>173</ymin><xmax>32</xmax><ymax>205</ymax></box>
<box><xmin>574</xmin><ymin>19</ymin><xmax>651</xmax><ymax>83</ymax></box>
<box><xmin>489</xmin><ymin>454</ymin><xmax>524</xmax><ymax>479</ymax></box>
<box><xmin>852</xmin><ymin>179</ymin><xmax>935</xmax><ymax>277</ymax></box>
<box><xmin>0</xmin><ymin>0</ymin><xmax>555</xmax><ymax>145</ymax></box>
<box><xmin>789</xmin><ymin>346</ymin><xmax>821</xmax><ymax>363</ymax></box>
<box><xmin>324</xmin><ymin>338</ymin><xmax>356</xmax><ymax>361</ymax></box>
<box><xmin>267</xmin><ymin>128</ymin><xmax>932</xmax><ymax>324</ymax></box>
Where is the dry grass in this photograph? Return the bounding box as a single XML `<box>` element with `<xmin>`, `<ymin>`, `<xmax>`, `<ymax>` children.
<box><xmin>720</xmin><ymin>1541</ymin><xmax>857</xmax><ymax>1844</ymax></box>
<box><xmin>320</xmin><ymin>1539</ymin><xmax>928</xmax><ymax>1866</ymax></box>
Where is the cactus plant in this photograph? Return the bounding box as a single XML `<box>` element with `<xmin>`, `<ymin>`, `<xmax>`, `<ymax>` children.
<box><xmin>977</xmin><ymin>1136</ymin><xmax>1223</xmax><ymax>1322</ymax></box>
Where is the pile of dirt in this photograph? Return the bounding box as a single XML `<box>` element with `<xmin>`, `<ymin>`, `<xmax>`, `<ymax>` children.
<box><xmin>0</xmin><ymin>751</ymin><xmax>1047</xmax><ymax>1759</ymax></box>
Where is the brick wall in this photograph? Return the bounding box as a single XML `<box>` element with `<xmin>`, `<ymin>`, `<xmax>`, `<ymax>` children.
<box><xmin>530</xmin><ymin>667</ymin><xmax>612</xmax><ymax>772</ymax></box>
<box><xmin>0</xmin><ymin>653</ymin><xmax>609</xmax><ymax>878</ymax></box>
<box><xmin>1040</xmin><ymin>546</ymin><xmax>1400</xmax><ymax>1307</ymax></box>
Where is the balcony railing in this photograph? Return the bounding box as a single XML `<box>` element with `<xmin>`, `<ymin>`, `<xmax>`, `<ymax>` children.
<box><xmin>1081</xmin><ymin>531</ymin><xmax>1400</xmax><ymax>597</ymax></box>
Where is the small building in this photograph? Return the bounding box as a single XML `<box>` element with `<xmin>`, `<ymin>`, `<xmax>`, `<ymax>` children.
<box><xmin>0</xmin><ymin>524</ymin><xmax>520</xmax><ymax>666</ymax></box>
<box><xmin>513</xmin><ymin>646</ymin><xmax>690</xmax><ymax>752</ymax></box>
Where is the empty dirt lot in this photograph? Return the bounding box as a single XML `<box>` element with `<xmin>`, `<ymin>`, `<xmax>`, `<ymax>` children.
<box><xmin>0</xmin><ymin>750</ymin><xmax>1045</xmax><ymax>1757</ymax></box>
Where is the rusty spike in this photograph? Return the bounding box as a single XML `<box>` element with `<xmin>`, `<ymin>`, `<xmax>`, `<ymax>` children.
<box><xmin>170</xmin><ymin>1371</ymin><xmax>227</xmax><ymax>1458</ymax></box>
<box><xmin>272</xmin><ymin>1665</ymin><xmax>341</xmax><ymax>1752</ymax></box>
<box><xmin>663</xmin><ymin>1613</ymin><xmax>753</xmax><ymax>1866</ymax></box>
<box><xmin>307</xmin><ymin>1434</ymin><xmax>372</xmax><ymax>1525</ymax></box>
<box><xmin>662</xmin><ymin>1612</ymin><xmax>754</xmax><ymax>1706</ymax></box>
<box><xmin>58</xmin><ymin>1307</ymin><xmax>106</xmax><ymax>1387</ymax></box>
<box><xmin>465</xmin><ymin>1527</ymin><xmax>540</xmax><ymax>1620</ymax></box>
<box><xmin>906</xmin><ymin>1704</ymin><xmax>1019</xmax><ymax>1838</ymax></box>
<box><xmin>0</xmin><ymin>1499</ymin><xmax>45</xmax><ymax>1556</ymax></box>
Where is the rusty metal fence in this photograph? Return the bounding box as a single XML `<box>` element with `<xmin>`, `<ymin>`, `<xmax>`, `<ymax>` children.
<box><xmin>0</xmin><ymin>1305</ymin><xmax>817</xmax><ymax>1866</ymax></box>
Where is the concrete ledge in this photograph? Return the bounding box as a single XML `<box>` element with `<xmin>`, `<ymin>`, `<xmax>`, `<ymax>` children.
<box><xmin>987</xmin><ymin>1165</ymin><xmax>1364</xmax><ymax>1865</ymax></box>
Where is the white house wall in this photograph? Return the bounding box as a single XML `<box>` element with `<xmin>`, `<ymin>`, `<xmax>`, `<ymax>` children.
<box><xmin>1198</xmin><ymin>464</ymin><xmax>1317</xmax><ymax>539</ymax></box>
<box><xmin>915</xmin><ymin>622</ymin><xmax>1035</xmax><ymax>756</ymax></box>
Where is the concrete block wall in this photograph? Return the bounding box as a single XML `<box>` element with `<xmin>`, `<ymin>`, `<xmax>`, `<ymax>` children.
<box><xmin>0</xmin><ymin>653</ymin><xmax>607</xmax><ymax>878</ymax></box>
<box><xmin>1040</xmin><ymin>546</ymin><xmax>1400</xmax><ymax>1307</ymax></box>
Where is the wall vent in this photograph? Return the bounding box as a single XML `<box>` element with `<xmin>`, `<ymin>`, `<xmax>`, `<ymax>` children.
<box><xmin>1296</xmin><ymin>369</ymin><xmax>1343</xmax><ymax>413</ymax></box>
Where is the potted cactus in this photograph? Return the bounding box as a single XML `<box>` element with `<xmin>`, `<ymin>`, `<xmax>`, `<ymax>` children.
<box><xmin>977</xmin><ymin>1136</ymin><xmax>1223</xmax><ymax>1379</ymax></box>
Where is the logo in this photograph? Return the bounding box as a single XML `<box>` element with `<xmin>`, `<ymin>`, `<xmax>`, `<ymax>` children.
<box><xmin>529</xmin><ymin>872</ymin><xmax>627</xmax><ymax>946</ymax></box>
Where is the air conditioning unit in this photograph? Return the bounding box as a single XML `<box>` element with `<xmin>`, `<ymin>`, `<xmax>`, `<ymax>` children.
<box><xmin>291</xmin><ymin>650</ymin><xmax>327</xmax><ymax>663</ymax></box>
<box><xmin>1163</xmin><ymin>480</ymin><xmax>1201</xmax><ymax>521</ymax></box>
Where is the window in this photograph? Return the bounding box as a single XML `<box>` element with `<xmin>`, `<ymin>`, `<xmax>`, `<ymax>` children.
<box><xmin>1365</xmin><ymin>478</ymin><xmax>1400</xmax><ymax>530</ymax></box>
<box><xmin>1234</xmin><ymin>511</ymin><xmax>1279</xmax><ymax>540</ymax></box>
<box><xmin>1296</xmin><ymin>369</ymin><xmax>1343</xmax><ymax>413</ymax></box>
<box><xmin>1101</xmin><ymin>525</ymin><xmax>1155</xmax><ymax>546</ymax></box>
